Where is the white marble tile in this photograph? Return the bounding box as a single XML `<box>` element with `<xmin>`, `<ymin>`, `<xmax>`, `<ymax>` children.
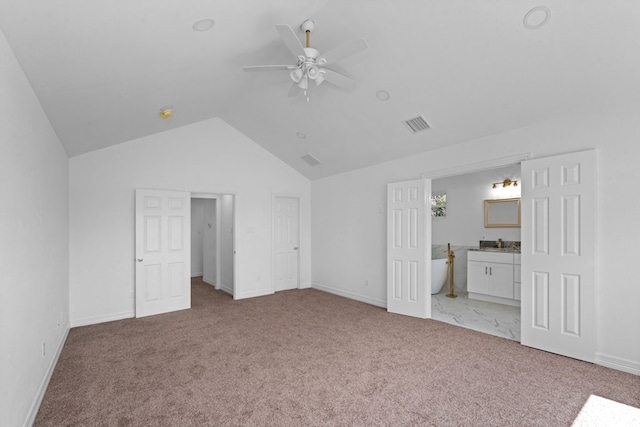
<box><xmin>431</xmin><ymin>292</ymin><xmax>521</xmax><ymax>341</ymax></box>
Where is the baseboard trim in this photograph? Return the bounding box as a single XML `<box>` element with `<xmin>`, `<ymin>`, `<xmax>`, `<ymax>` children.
<box><xmin>24</xmin><ymin>326</ymin><xmax>69</xmax><ymax>427</ymax></box>
<box><xmin>596</xmin><ymin>353</ymin><xmax>640</xmax><ymax>376</ymax></box>
<box><xmin>190</xmin><ymin>272</ymin><xmax>203</xmax><ymax>277</ymax></box>
<box><xmin>202</xmin><ymin>277</ymin><xmax>216</xmax><ymax>287</ymax></box>
<box><xmin>71</xmin><ymin>310</ymin><xmax>135</xmax><ymax>328</ymax></box>
<box><xmin>311</xmin><ymin>283</ymin><xmax>386</xmax><ymax>308</ymax></box>
<box><xmin>234</xmin><ymin>287</ymin><xmax>273</xmax><ymax>300</ymax></box>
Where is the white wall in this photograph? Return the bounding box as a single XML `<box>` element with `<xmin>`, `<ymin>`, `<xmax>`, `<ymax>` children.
<box><xmin>190</xmin><ymin>199</ymin><xmax>205</xmax><ymax>276</ymax></box>
<box><xmin>0</xmin><ymin>28</ymin><xmax>69</xmax><ymax>426</ymax></box>
<box><xmin>69</xmin><ymin>117</ymin><xmax>311</xmax><ymax>326</ymax></box>
<box><xmin>311</xmin><ymin>102</ymin><xmax>640</xmax><ymax>374</ymax></box>
<box><xmin>432</xmin><ymin>165</ymin><xmax>522</xmax><ymax>246</ymax></box>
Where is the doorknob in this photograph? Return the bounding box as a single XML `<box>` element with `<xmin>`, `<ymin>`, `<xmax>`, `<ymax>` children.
<box><xmin>137</xmin><ymin>257</ymin><xmax>143</xmax><ymax>262</ymax></box>
<box><xmin>293</xmin><ymin>247</ymin><xmax>299</xmax><ymax>250</ymax></box>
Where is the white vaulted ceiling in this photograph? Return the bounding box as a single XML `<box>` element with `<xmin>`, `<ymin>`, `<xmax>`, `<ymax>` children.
<box><xmin>1</xmin><ymin>1</ymin><xmax>639</xmax><ymax>179</ymax></box>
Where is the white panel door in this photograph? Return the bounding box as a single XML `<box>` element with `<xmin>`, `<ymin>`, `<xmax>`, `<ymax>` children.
<box><xmin>521</xmin><ymin>150</ymin><xmax>595</xmax><ymax>362</ymax></box>
<box><xmin>273</xmin><ymin>196</ymin><xmax>300</xmax><ymax>292</ymax></box>
<box><xmin>387</xmin><ymin>179</ymin><xmax>431</xmax><ymax>318</ymax></box>
<box><xmin>135</xmin><ymin>189</ymin><xmax>191</xmax><ymax>318</ymax></box>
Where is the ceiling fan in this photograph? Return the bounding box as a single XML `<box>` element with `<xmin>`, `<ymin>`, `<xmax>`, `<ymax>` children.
<box><xmin>242</xmin><ymin>20</ymin><xmax>368</xmax><ymax>99</ymax></box>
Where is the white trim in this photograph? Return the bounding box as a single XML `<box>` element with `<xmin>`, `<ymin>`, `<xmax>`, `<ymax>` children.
<box><xmin>596</xmin><ymin>353</ymin><xmax>640</xmax><ymax>376</ymax></box>
<box><xmin>202</xmin><ymin>276</ymin><xmax>216</xmax><ymax>286</ymax></box>
<box><xmin>312</xmin><ymin>283</ymin><xmax>386</xmax><ymax>308</ymax></box>
<box><xmin>24</xmin><ymin>326</ymin><xmax>69</xmax><ymax>427</ymax></box>
<box><xmin>215</xmin><ymin>197</ymin><xmax>222</xmax><ymax>290</ymax></box>
<box><xmin>220</xmin><ymin>285</ymin><xmax>234</xmax><ymax>295</ymax></box>
<box><xmin>422</xmin><ymin>153</ymin><xmax>531</xmax><ymax>179</ymax></box>
<box><xmin>191</xmin><ymin>271</ymin><xmax>203</xmax><ymax>277</ymax></box>
<box><xmin>234</xmin><ymin>288</ymin><xmax>274</xmax><ymax>300</ymax></box>
<box><xmin>71</xmin><ymin>310</ymin><xmax>134</xmax><ymax>327</ymax></box>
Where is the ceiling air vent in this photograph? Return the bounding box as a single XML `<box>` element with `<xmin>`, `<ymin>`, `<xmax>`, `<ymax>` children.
<box><xmin>301</xmin><ymin>154</ymin><xmax>321</xmax><ymax>167</ymax></box>
<box><xmin>403</xmin><ymin>115</ymin><xmax>431</xmax><ymax>134</ymax></box>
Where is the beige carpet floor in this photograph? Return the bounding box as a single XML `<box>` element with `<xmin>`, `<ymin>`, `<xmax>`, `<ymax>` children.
<box><xmin>35</xmin><ymin>278</ymin><xmax>639</xmax><ymax>426</ymax></box>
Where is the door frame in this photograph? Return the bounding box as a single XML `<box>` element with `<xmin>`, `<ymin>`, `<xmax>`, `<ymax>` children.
<box><xmin>192</xmin><ymin>192</ymin><xmax>237</xmax><ymax>299</ymax></box>
<box><xmin>421</xmin><ymin>153</ymin><xmax>531</xmax><ymax>181</ymax></box>
<box><xmin>271</xmin><ymin>193</ymin><xmax>302</xmax><ymax>293</ymax></box>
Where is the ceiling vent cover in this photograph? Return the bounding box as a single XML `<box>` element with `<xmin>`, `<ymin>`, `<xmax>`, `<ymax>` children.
<box><xmin>301</xmin><ymin>154</ymin><xmax>321</xmax><ymax>166</ymax></box>
<box><xmin>403</xmin><ymin>115</ymin><xmax>431</xmax><ymax>134</ymax></box>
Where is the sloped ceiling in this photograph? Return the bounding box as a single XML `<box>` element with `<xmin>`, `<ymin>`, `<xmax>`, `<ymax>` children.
<box><xmin>1</xmin><ymin>1</ymin><xmax>639</xmax><ymax>179</ymax></box>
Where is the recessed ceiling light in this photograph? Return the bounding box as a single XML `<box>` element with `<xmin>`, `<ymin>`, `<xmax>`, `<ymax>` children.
<box><xmin>523</xmin><ymin>6</ymin><xmax>550</xmax><ymax>30</ymax></box>
<box><xmin>376</xmin><ymin>90</ymin><xmax>391</xmax><ymax>101</ymax></box>
<box><xmin>192</xmin><ymin>18</ymin><xmax>215</xmax><ymax>32</ymax></box>
<box><xmin>296</xmin><ymin>132</ymin><xmax>307</xmax><ymax>139</ymax></box>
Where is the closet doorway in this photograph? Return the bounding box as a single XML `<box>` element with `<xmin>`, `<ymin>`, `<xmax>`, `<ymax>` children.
<box><xmin>191</xmin><ymin>194</ymin><xmax>235</xmax><ymax>296</ymax></box>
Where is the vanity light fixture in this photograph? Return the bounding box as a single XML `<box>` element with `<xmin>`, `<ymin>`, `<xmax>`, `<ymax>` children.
<box><xmin>492</xmin><ymin>178</ymin><xmax>518</xmax><ymax>189</ymax></box>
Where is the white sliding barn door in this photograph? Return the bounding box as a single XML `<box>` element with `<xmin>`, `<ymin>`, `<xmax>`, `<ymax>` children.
<box><xmin>135</xmin><ymin>189</ymin><xmax>191</xmax><ymax>318</ymax></box>
<box><xmin>521</xmin><ymin>151</ymin><xmax>595</xmax><ymax>362</ymax></box>
<box><xmin>387</xmin><ymin>179</ymin><xmax>431</xmax><ymax>319</ymax></box>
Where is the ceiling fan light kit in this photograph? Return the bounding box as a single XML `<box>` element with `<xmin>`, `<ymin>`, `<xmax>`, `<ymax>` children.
<box><xmin>242</xmin><ymin>19</ymin><xmax>368</xmax><ymax>101</ymax></box>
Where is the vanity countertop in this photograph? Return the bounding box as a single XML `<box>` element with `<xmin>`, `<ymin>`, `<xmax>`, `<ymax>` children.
<box><xmin>468</xmin><ymin>247</ymin><xmax>521</xmax><ymax>254</ymax></box>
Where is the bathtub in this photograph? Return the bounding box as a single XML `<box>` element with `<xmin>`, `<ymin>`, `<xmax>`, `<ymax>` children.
<box><xmin>431</xmin><ymin>258</ymin><xmax>449</xmax><ymax>294</ymax></box>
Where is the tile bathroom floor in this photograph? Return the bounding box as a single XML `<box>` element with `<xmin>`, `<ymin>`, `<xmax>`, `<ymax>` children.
<box><xmin>431</xmin><ymin>292</ymin><xmax>521</xmax><ymax>341</ymax></box>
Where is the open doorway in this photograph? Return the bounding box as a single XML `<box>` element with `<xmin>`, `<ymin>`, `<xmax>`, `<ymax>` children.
<box><xmin>424</xmin><ymin>156</ymin><xmax>528</xmax><ymax>341</ymax></box>
<box><xmin>191</xmin><ymin>194</ymin><xmax>235</xmax><ymax>297</ymax></box>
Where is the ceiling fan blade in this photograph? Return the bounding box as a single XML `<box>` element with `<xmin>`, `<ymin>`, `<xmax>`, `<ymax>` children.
<box><xmin>275</xmin><ymin>24</ymin><xmax>306</xmax><ymax>57</ymax></box>
<box><xmin>321</xmin><ymin>69</ymin><xmax>357</xmax><ymax>89</ymax></box>
<box><xmin>288</xmin><ymin>83</ymin><xmax>302</xmax><ymax>98</ymax></box>
<box><xmin>318</xmin><ymin>38</ymin><xmax>368</xmax><ymax>65</ymax></box>
<box><xmin>242</xmin><ymin>65</ymin><xmax>296</xmax><ymax>72</ymax></box>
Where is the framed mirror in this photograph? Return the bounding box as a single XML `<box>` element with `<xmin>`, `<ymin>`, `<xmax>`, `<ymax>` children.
<box><xmin>484</xmin><ymin>198</ymin><xmax>521</xmax><ymax>228</ymax></box>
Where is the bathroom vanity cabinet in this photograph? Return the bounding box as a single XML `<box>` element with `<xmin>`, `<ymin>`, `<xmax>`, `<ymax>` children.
<box><xmin>467</xmin><ymin>251</ymin><xmax>521</xmax><ymax>307</ymax></box>
<box><xmin>513</xmin><ymin>254</ymin><xmax>521</xmax><ymax>301</ymax></box>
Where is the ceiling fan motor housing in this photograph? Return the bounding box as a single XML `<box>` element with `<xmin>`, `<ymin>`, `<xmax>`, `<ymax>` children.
<box><xmin>300</xmin><ymin>19</ymin><xmax>315</xmax><ymax>33</ymax></box>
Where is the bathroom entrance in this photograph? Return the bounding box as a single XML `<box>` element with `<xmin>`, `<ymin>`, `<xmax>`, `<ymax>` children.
<box><xmin>429</xmin><ymin>163</ymin><xmax>523</xmax><ymax>341</ymax></box>
<box><xmin>417</xmin><ymin>150</ymin><xmax>596</xmax><ymax>363</ymax></box>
